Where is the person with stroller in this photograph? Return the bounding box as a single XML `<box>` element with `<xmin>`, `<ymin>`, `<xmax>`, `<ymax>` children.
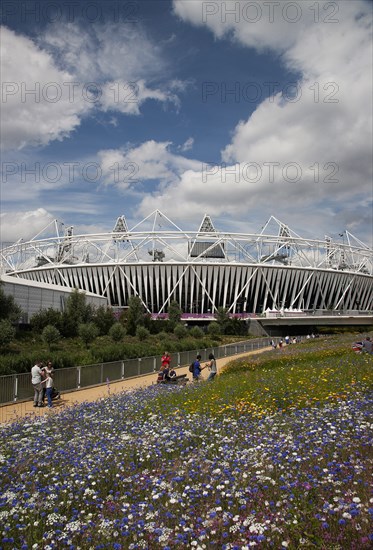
<box><xmin>44</xmin><ymin>368</ymin><xmax>54</xmax><ymax>408</ymax></box>
<box><xmin>41</xmin><ymin>361</ymin><xmax>54</xmax><ymax>403</ymax></box>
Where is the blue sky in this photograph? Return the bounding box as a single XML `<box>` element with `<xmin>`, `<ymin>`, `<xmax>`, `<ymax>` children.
<box><xmin>1</xmin><ymin>0</ymin><xmax>372</xmax><ymax>246</ymax></box>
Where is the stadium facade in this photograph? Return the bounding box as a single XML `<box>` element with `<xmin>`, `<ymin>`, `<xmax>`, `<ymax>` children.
<box><xmin>1</xmin><ymin>211</ymin><xmax>372</xmax><ymax>316</ymax></box>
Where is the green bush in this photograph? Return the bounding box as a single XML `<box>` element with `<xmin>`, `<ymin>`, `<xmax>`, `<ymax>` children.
<box><xmin>225</xmin><ymin>319</ymin><xmax>248</xmax><ymax>336</ymax></box>
<box><xmin>92</xmin><ymin>343</ymin><xmax>125</xmax><ymax>363</ymax></box>
<box><xmin>30</xmin><ymin>308</ymin><xmax>62</xmax><ymax>333</ymax></box>
<box><xmin>108</xmin><ymin>323</ymin><xmax>126</xmax><ymax>342</ymax></box>
<box><xmin>126</xmin><ymin>296</ymin><xmax>145</xmax><ymax>336</ymax></box>
<box><xmin>0</xmin><ymin>320</ymin><xmax>16</xmax><ymax>348</ymax></box>
<box><xmin>0</xmin><ymin>282</ymin><xmax>22</xmax><ymax>322</ymax></box>
<box><xmin>0</xmin><ymin>352</ymin><xmax>78</xmax><ymax>376</ymax></box>
<box><xmin>42</xmin><ymin>324</ymin><xmax>61</xmax><ymax>351</ymax></box>
<box><xmin>168</xmin><ymin>300</ymin><xmax>182</xmax><ymax>329</ymax></box>
<box><xmin>208</xmin><ymin>322</ymin><xmax>221</xmax><ymax>337</ymax></box>
<box><xmin>189</xmin><ymin>326</ymin><xmax>204</xmax><ymax>339</ymax></box>
<box><xmin>136</xmin><ymin>326</ymin><xmax>150</xmax><ymax>341</ymax></box>
<box><xmin>174</xmin><ymin>323</ymin><xmax>188</xmax><ymax>339</ymax></box>
<box><xmin>92</xmin><ymin>306</ymin><xmax>116</xmax><ymax>335</ymax></box>
<box><xmin>78</xmin><ymin>322</ymin><xmax>99</xmax><ymax>348</ymax></box>
<box><xmin>179</xmin><ymin>337</ymin><xmax>200</xmax><ymax>351</ymax></box>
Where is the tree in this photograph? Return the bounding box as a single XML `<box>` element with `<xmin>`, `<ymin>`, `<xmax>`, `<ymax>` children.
<box><xmin>62</xmin><ymin>289</ymin><xmax>94</xmax><ymax>337</ymax></box>
<box><xmin>168</xmin><ymin>300</ymin><xmax>182</xmax><ymax>329</ymax></box>
<box><xmin>0</xmin><ymin>281</ymin><xmax>22</xmax><ymax>322</ymax></box>
<box><xmin>126</xmin><ymin>296</ymin><xmax>145</xmax><ymax>336</ymax></box>
<box><xmin>225</xmin><ymin>318</ymin><xmax>248</xmax><ymax>336</ymax></box>
<box><xmin>78</xmin><ymin>322</ymin><xmax>99</xmax><ymax>348</ymax></box>
<box><xmin>109</xmin><ymin>322</ymin><xmax>125</xmax><ymax>342</ymax></box>
<box><xmin>216</xmin><ymin>307</ymin><xmax>230</xmax><ymax>334</ymax></box>
<box><xmin>92</xmin><ymin>305</ymin><xmax>115</xmax><ymax>336</ymax></box>
<box><xmin>42</xmin><ymin>324</ymin><xmax>61</xmax><ymax>351</ymax></box>
<box><xmin>31</xmin><ymin>308</ymin><xmax>62</xmax><ymax>333</ymax></box>
<box><xmin>0</xmin><ymin>319</ymin><xmax>16</xmax><ymax>347</ymax></box>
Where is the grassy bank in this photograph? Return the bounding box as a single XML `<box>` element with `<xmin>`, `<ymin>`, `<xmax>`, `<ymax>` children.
<box><xmin>0</xmin><ymin>335</ymin><xmax>372</xmax><ymax>549</ymax></box>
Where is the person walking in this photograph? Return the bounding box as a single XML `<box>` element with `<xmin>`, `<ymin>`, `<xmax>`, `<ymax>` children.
<box><xmin>206</xmin><ymin>353</ymin><xmax>217</xmax><ymax>381</ymax></box>
<box><xmin>192</xmin><ymin>354</ymin><xmax>206</xmax><ymax>381</ymax></box>
<box><xmin>31</xmin><ymin>361</ymin><xmax>44</xmax><ymax>407</ymax></box>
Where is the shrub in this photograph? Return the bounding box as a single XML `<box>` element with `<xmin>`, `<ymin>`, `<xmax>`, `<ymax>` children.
<box><xmin>189</xmin><ymin>326</ymin><xmax>204</xmax><ymax>339</ymax></box>
<box><xmin>174</xmin><ymin>323</ymin><xmax>188</xmax><ymax>339</ymax></box>
<box><xmin>127</xmin><ymin>296</ymin><xmax>145</xmax><ymax>336</ymax></box>
<box><xmin>30</xmin><ymin>308</ymin><xmax>62</xmax><ymax>333</ymax></box>
<box><xmin>108</xmin><ymin>323</ymin><xmax>126</xmax><ymax>342</ymax></box>
<box><xmin>61</xmin><ymin>289</ymin><xmax>94</xmax><ymax>337</ymax></box>
<box><xmin>92</xmin><ymin>306</ymin><xmax>116</xmax><ymax>335</ymax></box>
<box><xmin>207</xmin><ymin>322</ymin><xmax>221</xmax><ymax>337</ymax></box>
<box><xmin>92</xmin><ymin>343</ymin><xmax>125</xmax><ymax>363</ymax></box>
<box><xmin>42</xmin><ymin>324</ymin><xmax>61</xmax><ymax>351</ymax></box>
<box><xmin>0</xmin><ymin>282</ymin><xmax>22</xmax><ymax>322</ymax></box>
<box><xmin>78</xmin><ymin>322</ymin><xmax>99</xmax><ymax>348</ymax></box>
<box><xmin>0</xmin><ymin>352</ymin><xmax>78</xmax><ymax>376</ymax></box>
<box><xmin>225</xmin><ymin>318</ymin><xmax>248</xmax><ymax>336</ymax></box>
<box><xmin>136</xmin><ymin>326</ymin><xmax>150</xmax><ymax>341</ymax></box>
<box><xmin>0</xmin><ymin>320</ymin><xmax>16</xmax><ymax>347</ymax></box>
<box><xmin>168</xmin><ymin>300</ymin><xmax>182</xmax><ymax>329</ymax></box>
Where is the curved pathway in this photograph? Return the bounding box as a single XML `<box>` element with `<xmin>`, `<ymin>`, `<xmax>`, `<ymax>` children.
<box><xmin>0</xmin><ymin>348</ymin><xmax>270</xmax><ymax>425</ymax></box>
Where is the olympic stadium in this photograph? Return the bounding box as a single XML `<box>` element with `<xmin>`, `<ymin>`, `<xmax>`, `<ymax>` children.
<box><xmin>1</xmin><ymin>211</ymin><xmax>372</xmax><ymax>319</ymax></box>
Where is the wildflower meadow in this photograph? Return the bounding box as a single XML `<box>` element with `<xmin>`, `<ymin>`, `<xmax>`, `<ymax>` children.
<box><xmin>0</xmin><ymin>335</ymin><xmax>372</xmax><ymax>549</ymax></box>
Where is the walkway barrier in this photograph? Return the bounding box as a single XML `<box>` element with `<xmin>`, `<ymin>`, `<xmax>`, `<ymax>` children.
<box><xmin>0</xmin><ymin>337</ymin><xmax>279</xmax><ymax>406</ymax></box>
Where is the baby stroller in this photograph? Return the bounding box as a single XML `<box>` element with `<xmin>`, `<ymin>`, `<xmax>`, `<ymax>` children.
<box><xmin>352</xmin><ymin>341</ymin><xmax>363</xmax><ymax>353</ymax></box>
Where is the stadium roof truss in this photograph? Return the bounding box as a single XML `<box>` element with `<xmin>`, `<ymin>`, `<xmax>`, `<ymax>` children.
<box><xmin>1</xmin><ymin>210</ymin><xmax>372</xmax><ymax>314</ymax></box>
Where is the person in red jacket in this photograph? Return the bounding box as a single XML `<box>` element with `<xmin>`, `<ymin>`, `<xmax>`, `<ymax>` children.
<box><xmin>161</xmin><ymin>351</ymin><xmax>171</xmax><ymax>369</ymax></box>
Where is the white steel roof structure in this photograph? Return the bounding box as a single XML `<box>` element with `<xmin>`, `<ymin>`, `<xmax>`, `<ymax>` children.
<box><xmin>1</xmin><ymin>210</ymin><xmax>372</xmax><ymax>315</ymax></box>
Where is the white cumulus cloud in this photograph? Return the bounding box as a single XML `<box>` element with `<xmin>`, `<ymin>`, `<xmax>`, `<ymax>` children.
<box><xmin>140</xmin><ymin>0</ymin><xmax>372</xmax><ymax>241</ymax></box>
<box><xmin>0</xmin><ymin>209</ymin><xmax>55</xmax><ymax>243</ymax></box>
<box><xmin>1</xmin><ymin>26</ymin><xmax>88</xmax><ymax>151</ymax></box>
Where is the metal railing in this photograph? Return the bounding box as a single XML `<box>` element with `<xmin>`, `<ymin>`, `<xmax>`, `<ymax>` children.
<box><xmin>0</xmin><ymin>338</ymin><xmax>278</xmax><ymax>406</ymax></box>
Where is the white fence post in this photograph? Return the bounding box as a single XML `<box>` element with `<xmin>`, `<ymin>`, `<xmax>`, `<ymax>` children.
<box><xmin>14</xmin><ymin>376</ymin><xmax>18</xmax><ymax>402</ymax></box>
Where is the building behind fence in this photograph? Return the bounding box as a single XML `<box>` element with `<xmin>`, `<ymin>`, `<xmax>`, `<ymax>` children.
<box><xmin>0</xmin><ymin>338</ymin><xmax>278</xmax><ymax>405</ymax></box>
